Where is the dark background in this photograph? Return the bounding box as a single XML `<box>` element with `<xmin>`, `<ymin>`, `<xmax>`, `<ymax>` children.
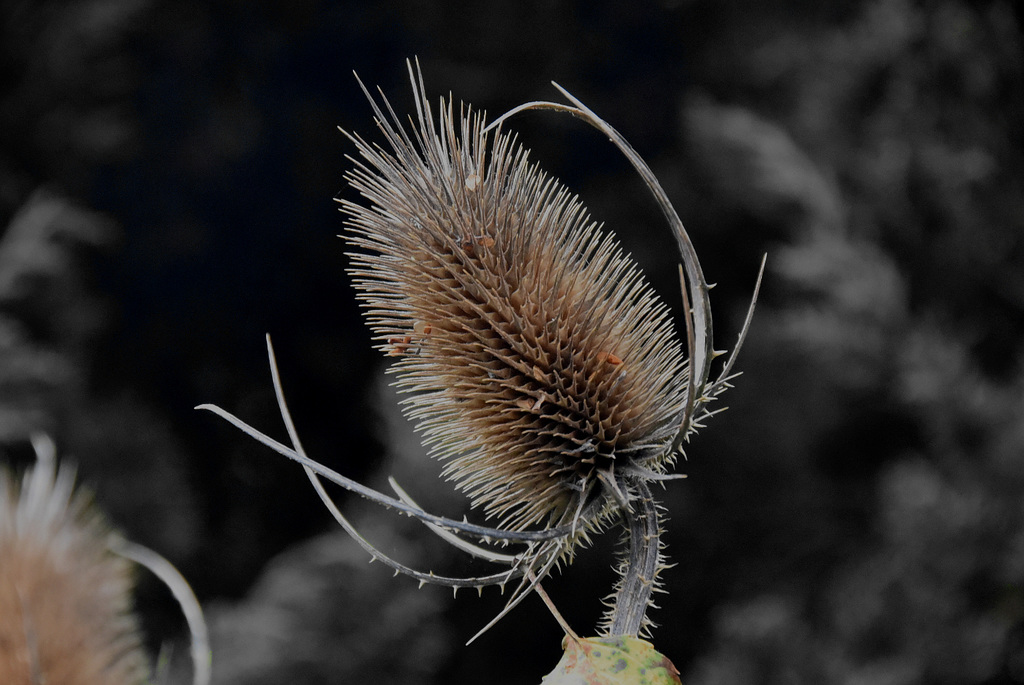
<box><xmin>2</xmin><ymin>1</ymin><xmax>1023</xmax><ymax>683</ymax></box>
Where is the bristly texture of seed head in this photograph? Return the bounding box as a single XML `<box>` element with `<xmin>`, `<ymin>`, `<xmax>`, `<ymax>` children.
<box><xmin>340</xmin><ymin>66</ymin><xmax>689</xmax><ymax>533</ymax></box>
<box><xmin>0</xmin><ymin>448</ymin><xmax>149</xmax><ymax>685</ymax></box>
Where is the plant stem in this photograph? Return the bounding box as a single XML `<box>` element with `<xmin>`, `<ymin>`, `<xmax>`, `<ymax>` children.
<box><xmin>609</xmin><ymin>480</ymin><xmax>661</xmax><ymax>636</ymax></box>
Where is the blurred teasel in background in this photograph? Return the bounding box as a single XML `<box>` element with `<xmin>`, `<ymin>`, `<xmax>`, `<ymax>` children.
<box><xmin>0</xmin><ymin>435</ymin><xmax>149</xmax><ymax>685</ymax></box>
<box><xmin>201</xmin><ymin>59</ymin><xmax>762</xmax><ymax>645</ymax></box>
<box><xmin>0</xmin><ymin>435</ymin><xmax>209</xmax><ymax>685</ymax></box>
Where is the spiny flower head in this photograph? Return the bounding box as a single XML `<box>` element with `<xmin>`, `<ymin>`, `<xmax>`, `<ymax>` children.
<box><xmin>340</xmin><ymin>71</ymin><xmax>689</xmax><ymax>532</ymax></box>
<box><xmin>198</xmin><ymin>61</ymin><xmax>760</xmax><ymax>642</ymax></box>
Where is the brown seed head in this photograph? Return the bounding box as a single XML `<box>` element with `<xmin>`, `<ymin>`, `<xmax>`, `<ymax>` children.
<box><xmin>341</xmin><ymin>67</ymin><xmax>688</xmax><ymax>532</ymax></box>
<box><xmin>0</xmin><ymin>449</ymin><xmax>148</xmax><ymax>685</ymax></box>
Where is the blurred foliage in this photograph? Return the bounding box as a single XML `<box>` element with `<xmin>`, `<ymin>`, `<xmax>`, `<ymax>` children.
<box><xmin>675</xmin><ymin>2</ymin><xmax>1024</xmax><ymax>684</ymax></box>
<box><xmin>195</xmin><ymin>525</ymin><xmax>452</xmax><ymax>685</ymax></box>
<box><xmin>1</xmin><ymin>0</ymin><xmax>1022</xmax><ymax>683</ymax></box>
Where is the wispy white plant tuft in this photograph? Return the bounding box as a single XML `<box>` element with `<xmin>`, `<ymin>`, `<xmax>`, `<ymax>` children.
<box><xmin>0</xmin><ymin>435</ymin><xmax>148</xmax><ymax>685</ymax></box>
<box><xmin>0</xmin><ymin>435</ymin><xmax>210</xmax><ymax>685</ymax></box>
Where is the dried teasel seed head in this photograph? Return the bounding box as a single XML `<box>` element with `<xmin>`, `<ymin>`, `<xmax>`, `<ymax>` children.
<box><xmin>0</xmin><ymin>439</ymin><xmax>149</xmax><ymax>685</ymax></box>
<box><xmin>340</xmin><ymin>64</ymin><xmax>689</xmax><ymax>532</ymax></box>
